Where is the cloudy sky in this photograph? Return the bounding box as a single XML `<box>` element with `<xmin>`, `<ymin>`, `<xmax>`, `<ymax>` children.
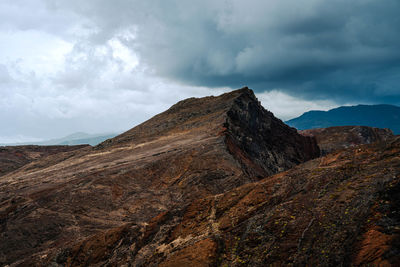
<box><xmin>1</xmin><ymin>0</ymin><xmax>399</xmax><ymax>143</ymax></box>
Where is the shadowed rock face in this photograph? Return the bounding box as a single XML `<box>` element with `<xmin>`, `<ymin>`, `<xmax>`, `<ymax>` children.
<box><xmin>0</xmin><ymin>87</ymin><xmax>319</xmax><ymax>265</ymax></box>
<box><xmin>0</xmin><ymin>145</ymin><xmax>89</xmax><ymax>177</ymax></box>
<box><xmin>300</xmin><ymin>126</ymin><xmax>394</xmax><ymax>155</ymax></box>
<box><xmin>224</xmin><ymin>90</ymin><xmax>319</xmax><ymax>176</ymax></box>
<box><xmin>43</xmin><ymin>137</ymin><xmax>400</xmax><ymax>266</ymax></box>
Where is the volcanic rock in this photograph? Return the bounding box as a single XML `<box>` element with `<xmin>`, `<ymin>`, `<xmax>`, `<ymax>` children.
<box><xmin>0</xmin><ymin>145</ymin><xmax>89</xmax><ymax>177</ymax></box>
<box><xmin>300</xmin><ymin>126</ymin><xmax>394</xmax><ymax>155</ymax></box>
<box><xmin>46</xmin><ymin>136</ymin><xmax>400</xmax><ymax>266</ymax></box>
<box><xmin>0</xmin><ymin>87</ymin><xmax>319</xmax><ymax>265</ymax></box>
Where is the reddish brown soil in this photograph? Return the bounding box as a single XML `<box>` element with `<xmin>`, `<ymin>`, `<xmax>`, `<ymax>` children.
<box><xmin>3</xmin><ymin>88</ymin><xmax>399</xmax><ymax>266</ymax></box>
<box><xmin>0</xmin><ymin>145</ymin><xmax>89</xmax><ymax>177</ymax></box>
<box><xmin>0</xmin><ymin>88</ymin><xmax>319</xmax><ymax>266</ymax></box>
<box><xmin>300</xmin><ymin>126</ymin><xmax>394</xmax><ymax>155</ymax></box>
<box><xmin>43</xmin><ymin>136</ymin><xmax>400</xmax><ymax>266</ymax></box>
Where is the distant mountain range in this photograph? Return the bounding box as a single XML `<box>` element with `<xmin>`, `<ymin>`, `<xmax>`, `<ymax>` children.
<box><xmin>286</xmin><ymin>104</ymin><xmax>400</xmax><ymax>134</ymax></box>
<box><xmin>0</xmin><ymin>132</ymin><xmax>118</xmax><ymax>146</ymax></box>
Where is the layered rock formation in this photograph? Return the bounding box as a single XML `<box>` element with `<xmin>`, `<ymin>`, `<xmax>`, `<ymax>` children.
<box><xmin>39</xmin><ymin>136</ymin><xmax>400</xmax><ymax>266</ymax></box>
<box><xmin>0</xmin><ymin>87</ymin><xmax>319</xmax><ymax>265</ymax></box>
<box><xmin>0</xmin><ymin>145</ymin><xmax>89</xmax><ymax>177</ymax></box>
<box><xmin>300</xmin><ymin>126</ymin><xmax>394</xmax><ymax>155</ymax></box>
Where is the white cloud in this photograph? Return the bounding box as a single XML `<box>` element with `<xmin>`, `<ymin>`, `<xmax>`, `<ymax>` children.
<box><xmin>257</xmin><ymin>90</ymin><xmax>340</xmax><ymax>121</ymax></box>
<box><xmin>0</xmin><ymin>48</ymin><xmax>230</xmax><ymax>142</ymax></box>
<box><xmin>0</xmin><ymin>30</ymin><xmax>73</xmax><ymax>76</ymax></box>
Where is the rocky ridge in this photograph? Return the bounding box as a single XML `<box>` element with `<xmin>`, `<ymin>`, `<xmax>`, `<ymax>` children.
<box><xmin>0</xmin><ymin>88</ymin><xmax>319</xmax><ymax>265</ymax></box>
<box><xmin>35</xmin><ymin>136</ymin><xmax>400</xmax><ymax>266</ymax></box>
<box><xmin>300</xmin><ymin>126</ymin><xmax>394</xmax><ymax>155</ymax></box>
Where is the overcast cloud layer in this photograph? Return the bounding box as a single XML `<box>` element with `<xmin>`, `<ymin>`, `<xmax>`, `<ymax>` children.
<box><xmin>0</xmin><ymin>0</ymin><xmax>398</xmax><ymax>142</ymax></box>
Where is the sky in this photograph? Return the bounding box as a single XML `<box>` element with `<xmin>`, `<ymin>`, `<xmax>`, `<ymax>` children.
<box><xmin>1</xmin><ymin>0</ymin><xmax>399</xmax><ymax>143</ymax></box>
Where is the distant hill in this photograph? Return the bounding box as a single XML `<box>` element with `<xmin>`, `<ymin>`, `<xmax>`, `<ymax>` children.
<box><xmin>43</xmin><ymin>132</ymin><xmax>118</xmax><ymax>146</ymax></box>
<box><xmin>286</xmin><ymin>104</ymin><xmax>400</xmax><ymax>134</ymax></box>
<box><xmin>0</xmin><ymin>132</ymin><xmax>118</xmax><ymax>146</ymax></box>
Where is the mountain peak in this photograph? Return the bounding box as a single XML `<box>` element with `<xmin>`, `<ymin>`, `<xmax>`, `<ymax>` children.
<box><xmin>2</xmin><ymin>89</ymin><xmax>400</xmax><ymax>266</ymax></box>
<box><xmin>97</xmin><ymin>87</ymin><xmax>319</xmax><ymax>176</ymax></box>
<box><xmin>97</xmin><ymin>87</ymin><xmax>258</xmax><ymax>148</ymax></box>
<box><xmin>0</xmin><ymin>88</ymin><xmax>320</xmax><ymax>265</ymax></box>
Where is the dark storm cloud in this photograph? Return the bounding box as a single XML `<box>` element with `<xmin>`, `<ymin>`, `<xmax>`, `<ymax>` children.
<box><xmin>51</xmin><ymin>0</ymin><xmax>400</xmax><ymax>104</ymax></box>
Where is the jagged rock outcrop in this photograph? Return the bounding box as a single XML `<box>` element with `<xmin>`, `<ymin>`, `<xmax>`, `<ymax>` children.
<box><xmin>300</xmin><ymin>126</ymin><xmax>394</xmax><ymax>155</ymax></box>
<box><xmin>42</xmin><ymin>136</ymin><xmax>400</xmax><ymax>266</ymax></box>
<box><xmin>0</xmin><ymin>145</ymin><xmax>89</xmax><ymax>177</ymax></box>
<box><xmin>97</xmin><ymin>87</ymin><xmax>319</xmax><ymax>178</ymax></box>
<box><xmin>0</xmin><ymin>87</ymin><xmax>319</xmax><ymax>265</ymax></box>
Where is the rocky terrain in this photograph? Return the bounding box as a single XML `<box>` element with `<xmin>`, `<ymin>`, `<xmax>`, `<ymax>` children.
<box><xmin>1</xmin><ymin>88</ymin><xmax>399</xmax><ymax>266</ymax></box>
<box><xmin>300</xmin><ymin>126</ymin><xmax>394</xmax><ymax>155</ymax></box>
<box><xmin>40</xmin><ymin>135</ymin><xmax>400</xmax><ymax>266</ymax></box>
<box><xmin>0</xmin><ymin>145</ymin><xmax>89</xmax><ymax>177</ymax></box>
<box><xmin>0</xmin><ymin>88</ymin><xmax>320</xmax><ymax>266</ymax></box>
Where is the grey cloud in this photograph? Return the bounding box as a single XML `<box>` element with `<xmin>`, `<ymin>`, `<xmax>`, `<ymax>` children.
<box><xmin>0</xmin><ymin>1</ymin><xmax>76</xmax><ymax>36</ymax></box>
<box><xmin>1</xmin><ymin>0</ymin><xmax>399</xmax><ymax>142</ymax></box>
<box><xmin>0</xmin><ymin>64</ymin><xmax>12</xmax><ymax>84</ymax></box>
<box><xmin>0</xmin><ymin>36</ymin><xmax>230</xmax><ymax>142</ymax></box>
<box><xmin>48</xmin><ymin>0</ymin><xmax>400</xmax><ymax>104</ymax></box>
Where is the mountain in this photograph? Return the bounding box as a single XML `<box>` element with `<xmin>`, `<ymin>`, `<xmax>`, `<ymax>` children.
<box><xmin>0</xmin><ymin>87</ymin><xmax>320</xmax><ymax>265</ymax></box>
<box><xmin>2</xmin><ymin>89</ymin><xmax>400</xmax><ymax>266</ymax></box>
<box><xmin>43</xmin><ymin>132</ymin><xmax>118</xmax><ymax>146</ymax></box>
<box><xmin>286</xmin><ymin>104</ymin><xmax>400</xmax><ymax>134</ymax></box>
<box><xmin>300</xmin><ymin>126</ymin><xmax>394</xmax><ymax>155</ymax></box>
<box><xmin>0</xmin><ymin>132</ymin><xmax>117</xmax><ymax>146</ymax></box>
<box><xmin>30</xmin><ymin>136</ymin><xmax>400</xmax><ymax>266</ymax></box>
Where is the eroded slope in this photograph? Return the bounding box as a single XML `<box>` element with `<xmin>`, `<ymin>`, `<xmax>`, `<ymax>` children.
<box><xmin>300</xmin><ymin>126</ymin><xmax>394</xmax><ymax>155</ymax></box>
<box><xmin>42</xmin><ymin>137</ymin><xmax>400</xmax><ymax>266</ymax></box>
<box><xmin>0</xmin><ymin>87</ymin><xmax>318</xmax><ymax>265</ymax></box>
<box><xmin>0</xmin><ymin>145</ymin><xmax>89</xmax><ymax>177</ymax></box>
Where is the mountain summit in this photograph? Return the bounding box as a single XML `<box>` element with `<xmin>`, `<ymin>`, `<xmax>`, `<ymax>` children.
<box><xmin>1</xmin><ymin>88</ymin><xmax>399</xmax><ymax>266</ymax></box>
<box><xmin>98</xmin><ymin>87</ymin><xmax>319</xmax><ymax>177</ymax></box>
<box><xmin>0</xmin><ymin>87</ymin><xmax>319</xmax><ymax>265</ymax></box>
